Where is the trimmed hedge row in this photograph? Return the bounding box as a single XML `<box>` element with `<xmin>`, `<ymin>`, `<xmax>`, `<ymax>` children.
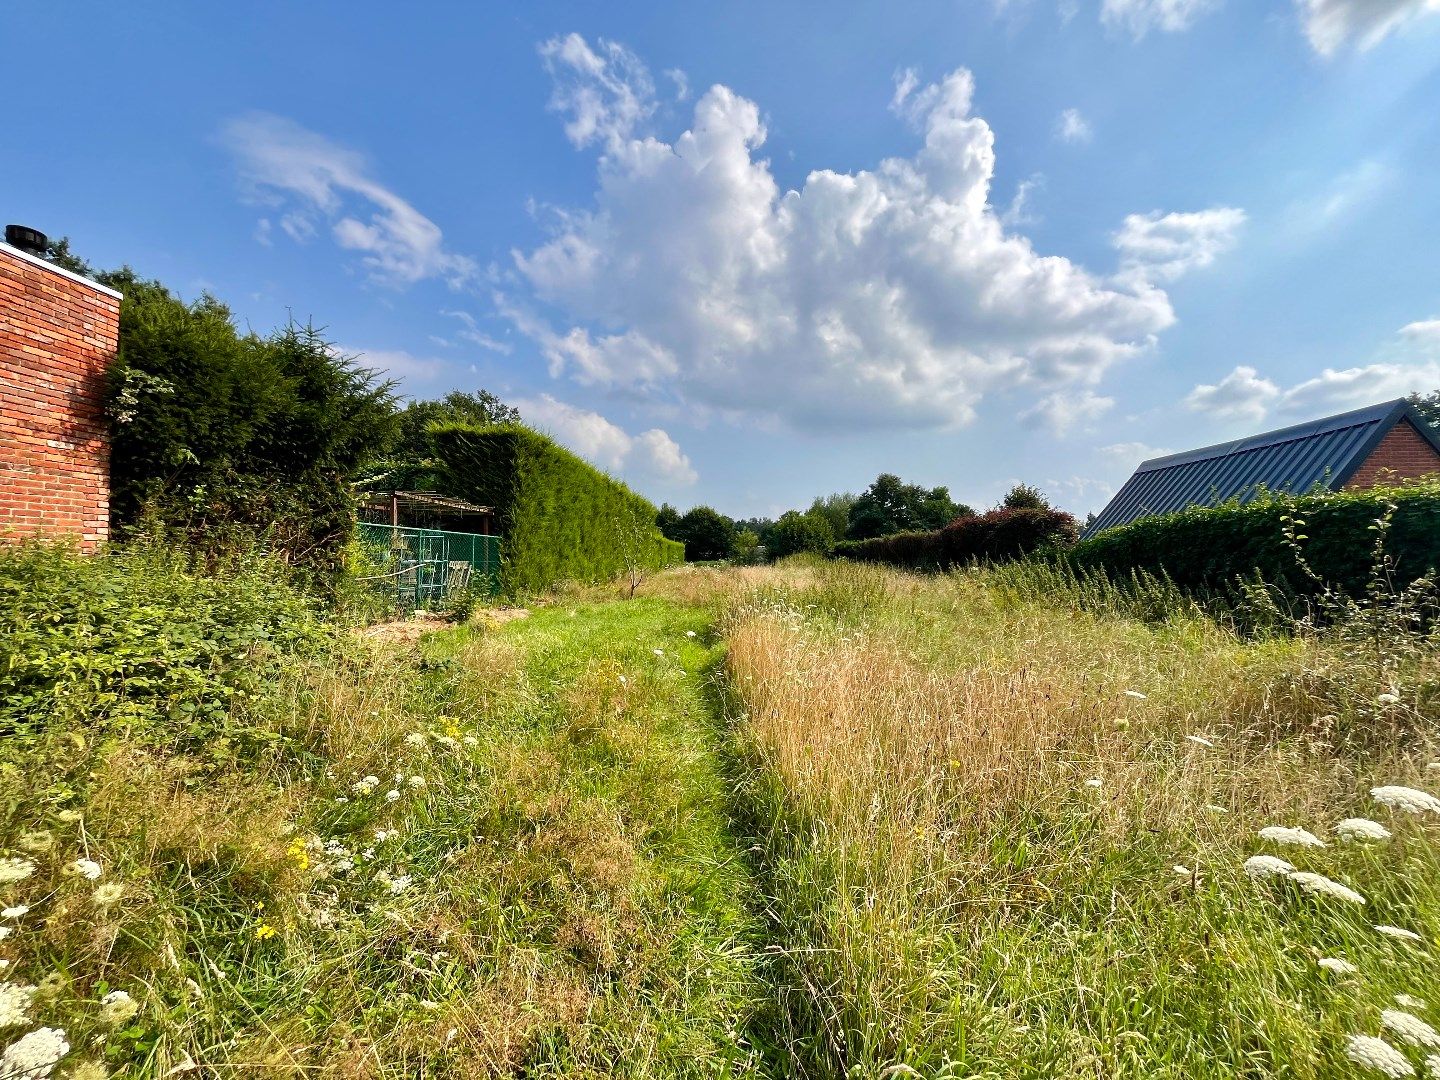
<box><xmin>432</xmin><ymin>424</ymin><xmax>684</xmax><ymax>594</ymax></box>
<box><xmin>833</xmin><ymin>508</ymin><xmax>1079</xmax><ymax>570</ymax></box>
<box><xmin>1067</xmin><ymin>482</ymin><xmax>1440</xmax><ymax>601</ymax></box>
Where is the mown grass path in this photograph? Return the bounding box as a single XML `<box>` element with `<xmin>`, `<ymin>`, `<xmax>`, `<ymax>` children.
<box><xmin>428</xmin><ymin>597</ymin><xmax>780</xmax><ymax>1077</ymax></box>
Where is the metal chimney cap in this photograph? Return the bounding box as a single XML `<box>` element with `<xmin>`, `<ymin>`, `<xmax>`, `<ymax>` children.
<box><xmin>5</xmin><ymin>225</ymin><xmax>47</xmax><ymax>256</ymax></box>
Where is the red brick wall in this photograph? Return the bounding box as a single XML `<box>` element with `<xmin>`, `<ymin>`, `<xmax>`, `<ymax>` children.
<box><xmin>0</xmin><ymin>244</ymin><xmax>120</xmax><ymax>551</ymax></box>
<box><xmin>1344</xmin><ymin>418</ymin><xmax>1440</xmax><ymax>490</ymax></box>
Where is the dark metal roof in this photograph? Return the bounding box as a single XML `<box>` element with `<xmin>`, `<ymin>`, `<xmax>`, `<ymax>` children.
<box><xmin>1083</xmin><ymin>399</ymin><xmax>1440</xmax><ymax>538</ymax></box>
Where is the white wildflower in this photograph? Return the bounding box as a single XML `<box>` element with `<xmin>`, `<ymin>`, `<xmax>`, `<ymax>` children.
<box><xmin>685</xmin><ymin>630</ymin><xmax>697</xmax><ymax>638</ymax></box>
<box><xmin>0</xmin><ymin>1025</ymin><xmax>70</xmax><ymax>1078</ymax></box>
<box><xmin>1373</xmin><ymin>786</ymin><xmax>1440</xmax><ymax>815</ymax></box>
<box><xmin>1427</xmin><ymin>762</ymin><xmax>1440</xmax><ymax>773</ymax></box>
<box><xmin>1173</xmin><ymin>864</ymin><xmax>1192</xmax><ymax>876</ymax></box>
<box><xmin>334</xmin><ymin>797</ymin><xmax>348</xmax><ymax>805</ymax></box>
<box><xmin>407</xmin><ymin>775</ymin><xmax>426</xmax><ymax>789</ymax></box>
<box><xmin>1184</xmin><ymin>735</ymin><xmax>1215</xmax><ymax>748</ymax></box>
<box><xmin>1397</xmin><ymin>995</ymin><xmax>1427</xmax><ymax>1009</ymax></box>
<box><xmin>1318</xmin><ymin>957</ymin><xmax>1357</xmax><ymax>975</ymax></box>
<box><xmin>1243</xmin><ymin>854</ymin><xmax>1295</xmax><ymax>880</ymax></box>
<box><xmin>1288</xmin><ymin>871</ymin><xmax>1365</xmax><ymax>904</ymax></box>
<box><xmin>0</xmin><ymin>984</ymin><xmax>35</xmax><ymax>1028</ymax></box>
<box><xmin>1376</xmin><ymin>925</ymin><xmax>1424</xmax><ymax>943</ymax></box>
<box><xmin>434</xmin><ymin>736</ymin><xmax>458</xmax><ymax>750</ymax></box>
<box><xmin>384</xmin><ymin>790</ymin><xmax>400</xmax><ymax>802</ymax></box>
<box><xmin>1084</xmin><ymin>778</ymin><xmax>1102</xmax><ymax>789</ymax></box>
<box><xmin>1205</xmin><ymin>804</ymin><xmax>1228</xmax><ymax>814</ymax></box>
<box><xmin>91</xmin><ymin>883</ymin><xmax>124</xmax><ymax>907</ymax></box>
<box><xmin>652</xmin><ymin>648</ymin><xmax>664</xmax><ymax>657</ymax></box>
<box><xmin>462</xmin><ymin>735</ymin><xmax>479</xmax><ymax>747</ymax></box>
<box><xmin>618</xmin><ymin>675</ymin><xmax>627</xmax><ymax>686</ymax></box>
<box><xmin>63</xmin><ymin>859</ymin><xmax>101</xmax><ymax>881</ymax></box>
<box><xmin>0</xmin><ymin>860</ymin><xmax>35</xmax><ymax>885</ymax></box>
<box><xmin>1124</xmin><ymin>690</ymin><xmax>1147</xmax><ymax>700</ymax></box>
<box><xmin>98</xmin><ymin>990</ymin><xmax>139</xmax><ymax>1027</ymax></box>
<box><xmin>1258</xmin><ymin>825</ymin><xmax>1327</xmax><ymax>848</ymax></box>
<box><xmin>351</xmin><ymin>776</ymin><xmax>380</xmax><ymax>796</ymax></box>
<box><xmin>1346</xmin><ymin>1034</ymin><xmax>1415</xmax><ymax>1077</ymax></box>
<box><xmin>404</xmin><ymin>732</ymin><xmax>427</xmax><ymax>748</ymax></box>
<box><xmin>1378</xmin><ymin>693</ymin><xmax>1401</xmax><ymax>705</ymax></box>
<box><xmin>1337</xmin><ymin>818</ymin><xmax>1392</xmax><ymax>843</ymax></box>
<box><xmin>1383</xmin><ymin>1009</ymin><xmax>1440</xmax><ymax>1048</ymax></box>
<box><xmin>0</xmin><ymin>908</ymin><xmax>27</xmax><ymax>920</ymax></box>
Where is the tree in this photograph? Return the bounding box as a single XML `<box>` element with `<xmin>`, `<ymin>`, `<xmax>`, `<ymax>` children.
<box><xmin>655</xmin><ymin>503</ymin><xmax>682</xmax><ymax>541</ymax></box>
<box><xmin>1408</xmin><ymin>390</ymin><xmax>1440</xmax><ymax>438</ymax></box>
<box><xmin>102</xmin><ymin>268</ymin><xmax>396</xmax><ymax>580</ymax></box>
<box><xmin>676</xmin><ymin>505</ymin><xmax>736</xmax><ymax>561</ymax></box>
<box><xmin>373</xmin><ymin>389</ymin><xmax>522</xmax><ymax>491</ymax></box>
<box><xmin>1001</xmin><ymin>483</ymin><xmax>1051</xmax><ymax>511</ymax></box>
<box><xmin>730</xmin><ymin>528</ymin><xmax>761</xmax><ymax>564</ymax></box>
<box><xmin>768</xmin><ymin>511</ymin><xmax>835</xmax><ymax>558</ymax></box>
<box><xmin>846</xmin><ymin>473</ymin><xmax>972</xmax><ymax>540</ymax></box>
<box><xmin>808</xmin><ymin>492</ymin><xmax>857</xmax><ymax>539</ymax></box>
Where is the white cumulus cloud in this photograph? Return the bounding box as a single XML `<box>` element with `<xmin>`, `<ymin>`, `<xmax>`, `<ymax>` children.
<box><xmin>517</xmin><ymin>393</ymin><xmax>697</xmax><ymax>486</ymax></box>
<box><xmin>1101</xmin><ymin>0</ymin><xmax>1221</xmax><ymax>38</ymax></box>
<box><xmin>1114</xmin><ymin>208</ymin><xmax>1247</xmax><ymax>283</ymax></box>
<box><xmin>1184</xmin><ymin>365</ymin><xmax>1281</xmax><ymax>422</ymax></box>
<box><xmin>539</xmin><ymin>33</ymin><xmax>657</xmax><ymax>150</ymax></box>
<box><xmin>1055</xmin><ymin>108</ymin><xmax>1092</xmax><ymax>144</ymax></box>
<box><xmin>1298</xmin><ymin>0</ymin><xmax>1440</xmax><ymax>55</ymax></box>
<box><xmin>512</xmin><ymin>39</ymin><xmax>1233</xmax><ymax>434</ymax></box>
<box><xmin>220</xmin><ymin>113</ymin><xmax>475</xmax><ymax>288</ymax></box>
<box><xmin>1186</xmin><ymin>323</ymin><xmax>1440</xmax><ymax>424</ymax></box>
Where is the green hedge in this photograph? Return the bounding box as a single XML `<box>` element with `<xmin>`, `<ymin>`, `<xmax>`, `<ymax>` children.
<box><xmin>431</xmin><ymin>425</ymin><xmax>684</xmax><ymax>594</ymax></box>
<box><xmin>1068</xmin><ymin>483</ymin><xmax>1440</xmax><ymax>601</ymax></box>
<box><xmin>832</xmin><ymin>508</ymin><xmax>1078</xmax><ymax>571</ymax></box>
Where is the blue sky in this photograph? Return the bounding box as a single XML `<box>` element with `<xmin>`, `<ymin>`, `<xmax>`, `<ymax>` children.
<box><xmin>7</xmin><ymin>1</ymin><xmax>1440</xmax><ymax>518</ymax></box>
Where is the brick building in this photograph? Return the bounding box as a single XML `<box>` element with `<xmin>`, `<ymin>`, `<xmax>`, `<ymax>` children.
<box><xmin>1</xmin><ymin>238</ymin><xmax>121</xmax><ymax>551</ymax></box>
<box><xmin>1084</xmin><ymin>398</ymin><xmax>1440</xmax><ymax>538</ymax></box>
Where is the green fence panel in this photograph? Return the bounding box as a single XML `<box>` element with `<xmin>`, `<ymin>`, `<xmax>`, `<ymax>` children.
<box><xmin>357</xmin><ymin>523</ymin><xmax>502</xmax><ymax>613</ymax></box>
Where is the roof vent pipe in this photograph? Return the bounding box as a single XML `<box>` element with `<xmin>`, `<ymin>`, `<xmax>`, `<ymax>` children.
<box><xmin>5</xmin><ymin>225</ymin><xmax>47</xmax><ymax>257</ymax></box>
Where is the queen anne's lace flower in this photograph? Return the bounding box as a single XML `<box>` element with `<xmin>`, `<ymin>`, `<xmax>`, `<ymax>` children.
<box><xmin>91</xmin><ymin>884</ymin><xmax>123</xmax><ymax>908</ymax></box>
<box><xmin>0</xmin><ymin>984</ymin><xmax>36</xmax><ymax>1029</ymax></box>
<box><xmin>1258</xmin><ymin>826</ymin><xmax>1327</xmax><ymax>848</ymax></box>
<box><xmin>63</xmin><ymin>860</ymin><xmax>101</xmax><ymax>881</ymax></box>
<box><xmin>98</xmin><ymin>990</ymin><xmax>138</xmax><ymax>1027</ymax></box>
<box><xmin>1376</xmin><ymin>925</ymin><xmax>1424</xmax><ymax>943</ymax></box>
<box><xmin>1084</xmin><ymin>778</ymin><xmax>1102</xmax><ymax>789</ymax></box>
<box><xmin>0</xmin><ymin>859</ymin><xmax>35</xmax><ymax>885</ymax></box>
<box><xmin>1373</xmin><ymin>786</ymin><xmax>1440</xmax><ymax>815</ymax></box>
<box><xmin>1397</xmin><ymin>995</ymin><xmax>1427</xmax><ymax>1009</ymax></box>
<box><xmin>1318</xmin><ymin>957</ymin><xmax>1357</xmax><ymax>975</ymax></box>
<box><xmin>0</xmin><ymin>907</ymin><xmax>28</xmax><ymax>920</ymax></box>
<box><xmin>403</xmin><ymin>732</ymin><xmax>427</xmax><ymax>749</ymax></box>
<box><xmin>0</xmin><ymin>1026</ymin><xmax>70</xmax><ymax>1079</ymax></box>
<box><xmin>1346</xmin><ymin>1034</ymin><xmax>1415</xmax><ymax>1077</ymax></box>
<box><xmin>1337</xmin><ymin>818</ymin><xmax>1393</xmax><ymax>842</ymax></box>
<box><xmin>351</xmin><ymin>776</ymin><xmax>380</xmax><ymax>796</ymax></box>
<box><xmin>1288</xmin><ymin>871</ymin><xmax>1366</xmax><ymax>904</ymax></box>
<box><xmin>1383</xmin><ymin>1009</ymin><xmax>1440</xmax><ymax>1048</ymax></box>
<box><xmin>1244</xmin><ymin>854</ymin><xmax>1295</xmax><ymax>879</ymax></box>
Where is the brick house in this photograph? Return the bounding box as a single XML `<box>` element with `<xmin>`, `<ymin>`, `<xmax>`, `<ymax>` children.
<box><xmin>1</xmin><ymin>237</ymin><xmax>121</xmax><ymax>551</ymax></box>
<box><xmin>1084</xmin><ymin>398</ymin><xmax>1440</xmax><ymax>538</ymax></box>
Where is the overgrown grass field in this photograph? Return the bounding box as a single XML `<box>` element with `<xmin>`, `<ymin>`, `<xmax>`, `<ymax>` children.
<box><xmin>3</xmin><ymin>547</ymin><xmax>1440</xmax><ymax>1077</ymax></box>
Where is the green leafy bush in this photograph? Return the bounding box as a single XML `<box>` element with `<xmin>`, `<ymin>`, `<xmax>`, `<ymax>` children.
<box><xmin>1068</xmin><ymin>482</ymin><xmax>1440</xmax><ymax>604</ymax></box>
<box><xmin>431</xmin><ymin>425</ymin><xmax>683</xmax><ymax>594</ymax></box>
<box><xmin>767</xmin><ymin>511</ymin><xmax>836</xmax><ymax>559</ymax></box>
<box><xmin>0</xmin><ymin>543</ymin><xmax>326</xmax><ymax>751</ymax></box>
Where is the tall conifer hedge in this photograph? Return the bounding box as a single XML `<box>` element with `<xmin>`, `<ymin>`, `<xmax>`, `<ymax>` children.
<box><xmin>431</xmin><ymin>425</ymin><xmax>684</xmax><ymax>594</ymax></box>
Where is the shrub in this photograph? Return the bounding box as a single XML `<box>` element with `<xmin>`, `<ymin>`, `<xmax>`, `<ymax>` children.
<box><xmin>1068</xmin><ymin>482</ymin><xmax>1440</xmax><ymax>605</ymax></box>
<box><xmin>0</xmin><ymin>543</ymin><xmax>325</xmax><ymax>751</ymax></box>
<box><xmin>431</xmin><ymin>424</ymin><xmax>683</xmax><ymax>594</ymax></box>
<box><xmin>940</xmin><ymin>507</ymin><xmax>1079</xmax><ymax>564</ymax></box>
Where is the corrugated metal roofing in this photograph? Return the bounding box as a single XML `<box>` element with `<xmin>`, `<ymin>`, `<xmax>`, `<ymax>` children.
<box><xmin>1083</xmin><ymin>399</ymin><xmax>1437</xmax><ymax>538</ymax></box>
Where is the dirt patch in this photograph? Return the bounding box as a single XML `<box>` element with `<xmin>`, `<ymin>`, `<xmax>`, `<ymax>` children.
<box><xmin>356</xmin><ymin>614</ymin><xmax>451</xmax><ymax>645</ymax></box>
<box><xmin>475</xmin><ymin>607</ymin><xmax>531</xmax><ymax>628</ymax></box>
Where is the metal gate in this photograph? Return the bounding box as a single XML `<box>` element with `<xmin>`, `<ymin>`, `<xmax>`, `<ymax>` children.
<box><xmin>357</xmin><ymin>523</ymin><xmax>501</xmax><ymax>612</ymax></box>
